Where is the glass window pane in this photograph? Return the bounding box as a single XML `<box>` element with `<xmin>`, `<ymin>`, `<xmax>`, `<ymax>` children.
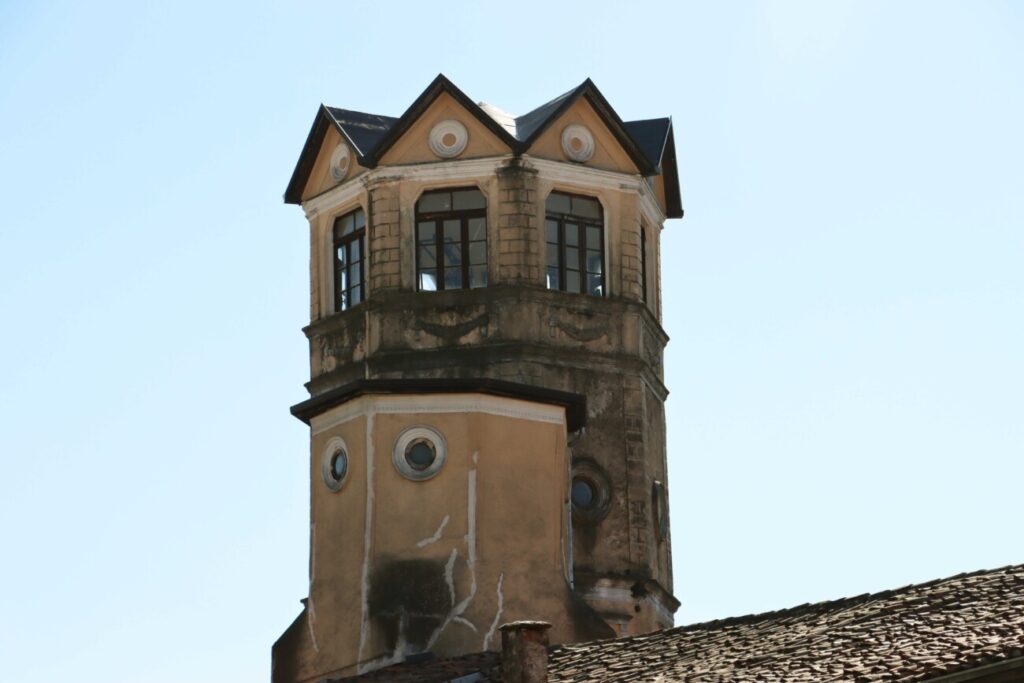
<box><xmin>418</xmin><ymin>246</ymin><xmax>436</xmax><ymax>269</ymax></box>
<box><xmin>350</xmin><ymin>284</ymin><xmax>362</xmax><ymax>305</ymax></box>
<box><xmin>418</xmin><ymin>222</ymin><xmax>436</xmax><ymax>245</ymax></box>
<box><xmin>340</xmin><ymin>214</ymin><xmax>354</xmax><ymax>236</ymax></box>
<box><xmin>469</xmin><ymin>265</ymin><xmax>487</xmax><ymax>289</ymax></box>
<box><xmin>353</xmin><ymin>209</ymin><xmax>365</xmax><ymax>230</ymax></box>
<box><xmin>336</xmin><ymin>245</ymin><xmax>346</xmax><ymax>264</ymax></box>
<box><xmin>586</xmin><ymin>226</ymin><xmax>601</xmax><ymax>249</ymax></box>
<box><xmin>444</xmin><ymin>267</ymin><xmax>463</xmax><ymax>289</ymax></box>
<box><xmin>354</xmin><ymin>237</ymin><xmax>364</xmax><ymax>262</ymax></box>
<box><xmin>566</xmin><ymin>270</ymin><xmax>581</xmax><ymax>293</ymax></box>
<box><xmin>469</xmin><ymin>242</ymin><xmax>486</xmax><ymax>265</ymax></box>
<box><xmin>350</xmin><ymin>262</ymin><xmax>361</xmax><ymax>288</ymax></box>
<box><xmin>443</xmin><ymin>219</ymin><xmax>461</xmax><ymax>243</ymax></box>
<box><xmin>546</xmin><ymin>192</ymin><xmax>571</xmax><ymax>214</ymax></box>
<box><xmin>418</xmin><ymin>191</ymin><xmax>451</xmax><ymax>213</ymax></box>
<box><xmin>468</xmin><ymin>217</ymin><xmax>486</xmax><ymax>241</ymax></box>
<box><xmin>546</xmin><ymin>266</ymin><xmax>560</xmax><ymax>290</ymax></box>
<box><xmin>572</xmin><ymin>196</ymin><xmax>601</xmax><ymax>219</ymax></box>
<box><xmin>546</xmin><ymin>243</ymin><xmax>559</xmax><ymax>268</ymax></box>
<box><xmin>587</xmin><ymin>273</ymin><xmax>604</xmax><ymax>296</ymax></box>
<box><xmin>444</xmin><ymin>243</ymin><xmax>462</xmax><ymax>266</ymax></box>
<box><xmin>566</xmin><ymin>246</ymin><xmax>579</xmax><ymax>269</ymax></box>
<box><xmin>453</xmin><ymin>189</ymin><xmax>486</xmax><ymax>210</ymax></box>
<box><xmin>545</xmin><ymin>219</ymin><xmax>559</xmax><ymax>244</ymax></box>
<box><xmin>420</xmin><ymin>270</ymin><xmax>438</xmax><ymax>291</ymax></box>
<box><xmin>565</xmin><ymin>223</ymin><xmax>579</xmax><ymax>247</ymax></box>
<box><xmin>340</xmin><ymin>290</ymin><xmax>348</xmax><ymax>310</ymax></box>
<box><xmin>347</xmin><ymin>241</ymin><xmax>359</xmax><ymax>265</ymax></box>
<box><xmin>587</xmin><ymin>250</ymin><xmax>602</xmax><ymax>274</ymax></box>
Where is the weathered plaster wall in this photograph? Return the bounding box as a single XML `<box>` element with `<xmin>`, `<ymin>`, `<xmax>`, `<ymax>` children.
<box><xmin>274</xmin><ymin>394</ymin><xmax>610</xmax><ymax>682</ymax></box>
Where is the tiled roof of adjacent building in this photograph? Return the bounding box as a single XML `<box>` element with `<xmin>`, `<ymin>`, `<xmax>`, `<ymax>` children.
<box><xmin>333</xmin><ymin>563</ymin><xmax>1024</xmax><ymax>683</ymax></box>
<box><xmin>547</xmin><ymin>563</ymin><xmax>1024</xmax><ymax>682</ymax></box>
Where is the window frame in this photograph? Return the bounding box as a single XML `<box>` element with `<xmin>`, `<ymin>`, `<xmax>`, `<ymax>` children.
<box><xmin>333</xmin><ymin>207</ymin><xmax>366</xmax><ymax>312</ymax></box>
<box><xmin>415</xmin><ymin>187</ymin><xmax>488</xmax><ymax>292</ymax></box>
<box><xmin>640</xmin><ymin>225</ymin><xmax>648</xmax><ymax>304</ymax></box>
<box><xmin>545</xmin><ymin>191</ymin><xmax>605</xmax><ymax>297</ymax></box>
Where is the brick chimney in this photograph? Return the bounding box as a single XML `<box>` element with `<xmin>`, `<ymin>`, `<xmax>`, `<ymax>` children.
<box><xmin>500</xmin><ymin>621</ymin><xmax>551</xmax><ymax>683</ymax></box>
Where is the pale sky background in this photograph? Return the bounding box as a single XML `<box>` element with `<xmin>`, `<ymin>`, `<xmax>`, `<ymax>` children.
<box><xmin>1</xmin><ymin>2</ymin><xmax>1022</xmax><ymax>681</ymax></box>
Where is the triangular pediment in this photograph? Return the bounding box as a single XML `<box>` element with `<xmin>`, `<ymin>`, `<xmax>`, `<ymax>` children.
<box><xmin>525</xmin><ymin>96</ymin><xmax>643</xmax><ymax>175</ymax></box>
<box><xmin>298</xmin><ymin>122</ymin><xmax>373</xmax><ymax>202</ymax></box>
<box><xmin>376</xmin><ymin>91</ymin><xmax>514</xmax><ymax>166</ymax></box>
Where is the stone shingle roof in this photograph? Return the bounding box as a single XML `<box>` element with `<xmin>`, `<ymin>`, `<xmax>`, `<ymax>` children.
<box><xmin>547</xmin><ymin>564</ymin><xmax>1024</xmax><ymax>682</ymax></box>
<box><xmin>335</xmin><ymin>564</ymin><xmax>1024</xmax><ymax>682</ymax></box>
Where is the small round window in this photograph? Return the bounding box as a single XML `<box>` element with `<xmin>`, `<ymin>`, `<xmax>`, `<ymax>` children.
<box><xmin>321</xmin><ymin>437</ymin><xmax>350</xmax><ymax>492</ymax></box>
<box><xmin>571</xmin><ymin>477</ymin><xmax>597</xmax><ymax>509</ymax></box>
<box><xmin>405</xmin><ymin>438</ymin><xmax>437</xmax><ymax>471</ymax></box>
<box><xmin>571</xmin><ymin>459</ymin><xmax>611</xmax><ymax>523</ymax></box>
<box><xmin>393</xmin><ymin>426</ymin><xmax>446</xmax><ymax>481</ymax></box>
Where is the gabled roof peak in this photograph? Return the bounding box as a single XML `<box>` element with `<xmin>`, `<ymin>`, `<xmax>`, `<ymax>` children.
<box><xmin>284</xmin><ymin>76</ymin><xmax>683</xmax><ymax>218</ymax></box>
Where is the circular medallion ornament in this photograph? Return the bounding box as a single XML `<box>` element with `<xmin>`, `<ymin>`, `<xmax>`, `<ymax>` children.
<box><xmin>428</xmin><ymin>120</ymin><xmax>469</xmax><ymax>159</ymax></box>
<box><xmin>560</xmin><ymin>124</ymin><xmax>595</xmax><ymax>163</ymax></box>
<box><xmin>329</xmin><ymin>143</ymin><xmax>351</xmax><ymax>182</ymax></box>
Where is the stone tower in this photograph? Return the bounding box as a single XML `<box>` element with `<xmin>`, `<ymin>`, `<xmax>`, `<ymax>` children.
<box><xmin>273</xmin><ymin>75</ymin><xmax>683</xmax><ymax>682</ymax></box>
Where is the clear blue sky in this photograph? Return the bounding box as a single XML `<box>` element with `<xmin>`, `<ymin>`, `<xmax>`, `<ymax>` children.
<box><xmin>1</xmin><ymin>2</ymin><xmax>1021</xmax><ymax>681</ymax></box>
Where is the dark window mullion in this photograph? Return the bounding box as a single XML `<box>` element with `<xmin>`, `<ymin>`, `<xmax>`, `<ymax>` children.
<box><xmin>434</xmin><ymin>219</ymin><xmax>445</xmax><ymax>291</ymax></box>
<box><xmin>461</xmin><ymin>217</ymin><xmax>470</xmax><ymax>287</ymax></box>
<box><xmin>558</xmin><ymin>218</ymin><xmax>567</xmax><ymax>292</ymax></box>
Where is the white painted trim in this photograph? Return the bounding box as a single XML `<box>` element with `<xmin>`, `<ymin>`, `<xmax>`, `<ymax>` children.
<box><xmin>301</xmin><ymin>155</ymin><xmax>667</xmax><ymax>229</ymax></box>
<box><xmin>301</xmin><ymin>157</ymin><xmax>512</xmax><ymax>218</ymax></box>
<box><xmin>309</xmin><ymin>393</ymin><xmax>566</xmax><ymax>435</ymax></box>
<box><xmin>579</xmin><ymin>585</ymin><xmax>676</xmax><ymax>626</ymax></box>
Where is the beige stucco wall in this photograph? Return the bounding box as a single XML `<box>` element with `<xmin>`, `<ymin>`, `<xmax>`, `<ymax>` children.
<box><xmin>284</xmin><ymin>393</ymin><xmax>594</xmax><ymax>682</ymax></box>
<box><xmin>377</xmin><ymin>92</ymin><xmax>511</xmax><ymax>166</ymax></box>
<box><xmin>528</xmin><ymin>98</ymin><xmax>640</xmax><ymax>175</ymax></box>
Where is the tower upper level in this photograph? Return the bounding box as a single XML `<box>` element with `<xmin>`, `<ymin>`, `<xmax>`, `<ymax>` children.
<box><xmin>283</xmin><ymin>74</ymin><xmax>681</xmax><ymax>397</ymax></box>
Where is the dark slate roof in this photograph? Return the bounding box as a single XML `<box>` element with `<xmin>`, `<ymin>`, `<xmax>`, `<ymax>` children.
<box><xmin>325</xmin><ymin>108</ymin><xmax>398</xmax><ymax>157</ymax></box>
<box><xmin>283</xmin><ymin>75</ymin><xmax>683</xmax><ymax>217</ymax></box>
<box><xmin>513</xmin><ymin>83</ymin><xmax>587</xmax><ymax>143</ymax></box>
<box><xmin>624</xmin><ymin>118</ymin><xmax>672</xmax><ymax>174</ymax></box>
<box><xmin>335</xmin><ymin>564</ymin><xmax>1024</xmax><ymax>683</ymax></box>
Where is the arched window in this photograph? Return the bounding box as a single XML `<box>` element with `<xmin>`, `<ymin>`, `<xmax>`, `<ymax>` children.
<box><xmin>545</xmin><ymin>192</ymin><xmax>604</xmax><ymax>296</ymax></box>
<box><xmin>334</xmin><ymin>208</ymin><xmax>366</xmax><ymax>311</ymax></box>
<box><xmin>415</xmin><ymin>188</ymin><xmax>488</xmax><ymax>291</ymax></box>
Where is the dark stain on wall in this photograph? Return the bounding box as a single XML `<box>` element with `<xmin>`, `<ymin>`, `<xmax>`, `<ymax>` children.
<box><xmin>368</xmin><ymin>558</ymin><xmax>450</xmax><ymax>652</ymax></box>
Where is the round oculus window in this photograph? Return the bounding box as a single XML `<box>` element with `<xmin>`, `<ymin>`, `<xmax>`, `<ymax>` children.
<box><xmin>405</xmin><ymin>439</ymin><xmax>437</xmax><ymax>471</ymax></box>
<box><xmin>330</xmin><ymin>449</ymin><xmax>348</xmax><ymax>482</ymax></box>
<box><xmin>571</xmin><ymin>477</ymin><xmax>597</xmax><ymax>509</ymax></box>
<box><xmin>321</xmin><ymin>437</ymin><xmax>350</xmax><ymax>492</ymax></box>
<box><xmin>392</xmin><ymin>426</ymin><xmax>446</xmax><ymax>481</ymax></box>
<box><xmin>570</xmin><ymin>458</ymin><xmax>611</xmax><ymax>523</ymax></box>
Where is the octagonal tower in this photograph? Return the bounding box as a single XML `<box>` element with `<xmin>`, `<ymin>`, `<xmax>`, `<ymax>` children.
<box><xmin>273</xmin><ymin>75</ymin><xmax>683</xmax><ymax>682</ymax></box>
